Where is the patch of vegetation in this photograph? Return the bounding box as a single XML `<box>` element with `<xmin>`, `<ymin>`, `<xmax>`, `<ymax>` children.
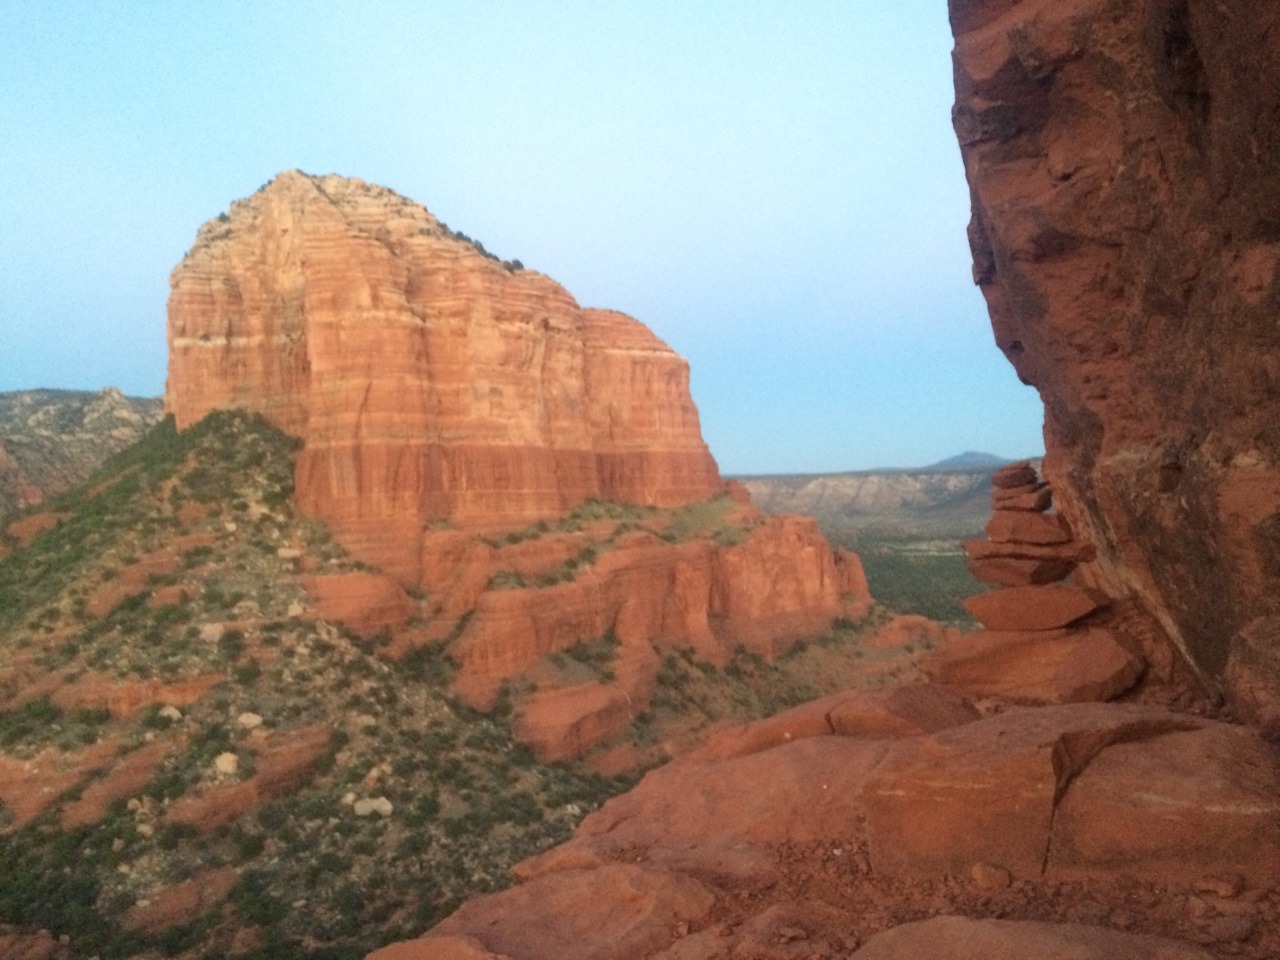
<box><xmin>0</xmin><ymin>696</ymin><xmax>63</xmax><ymax>749</ymax></box>
<box><xmin>854</xmin><ymin>538</ymin><xmax>985</xmax><ymax>624</ymax></box>
<box><xmin>665</xmin><ymin>493</ymin><xmax>755</xmax><ymax>545</ymax></box>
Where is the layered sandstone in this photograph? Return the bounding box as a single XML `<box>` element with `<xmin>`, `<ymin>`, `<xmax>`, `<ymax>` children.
<box><xmin>166</xmin><ymin>172</ymin><xmax>722</xmax><ymax>581</ymax></box>
<box><xmin>950</xmin><ymin>1</ymin><xmax>1280</xmax><ymax>721</ymax></box>
<box><xmin>167</xmin><ymin>173</ymin><xmax>873</xmax><ymax>760</ymax></box>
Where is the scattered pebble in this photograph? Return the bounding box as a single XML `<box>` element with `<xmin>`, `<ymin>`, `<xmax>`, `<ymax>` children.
<box><xmin>198</xmin><ymin>623</ymin><xmax>225</xmax><ymax>644</ymax></box>
<box><xmin>353</xmin><ymin>797</ymin><xmax>393</xmax><ymax>818</ymax></box>
<box><xmin>214</xmin><ymin>752</ymin><xmax>239</xmax><ymax>776</ymax></box>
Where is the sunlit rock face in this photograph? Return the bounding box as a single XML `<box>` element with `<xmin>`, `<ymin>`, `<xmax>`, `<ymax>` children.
<box><xmin>950</xmin><ymin>0</ymin><xmax>1280</xmax><ymax>722</ymax></box>
<box><xmin>166</xmin><ymin>171</ymin><xmax>723</xmax><ymax>580</ymax></box>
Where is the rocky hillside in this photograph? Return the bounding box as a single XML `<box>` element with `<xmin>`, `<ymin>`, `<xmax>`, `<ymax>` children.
<box><xmin>0</xmin><ymin>412</ymin><xmax>934</xmax><ymax>960</ymax></box>
<box><xmin>0</xmin><ymin>389</ymin><xmax>162</xmax><ymax>519</ymax></box>
<box><xmin>951</xmin><ymin>0</ymin><xmax>1280</xmax><ymax>724</ymax></box>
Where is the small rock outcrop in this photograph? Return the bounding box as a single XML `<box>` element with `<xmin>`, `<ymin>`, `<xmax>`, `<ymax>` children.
<box><xmin>924</xmin><ymin>463</ymin><xmax>1142</xmax><ymax>704</ymax></box>
<box><xmin>949</xmin><ymin>0</ymin><xmax>1280</xmax><ymax>721</ymax></box>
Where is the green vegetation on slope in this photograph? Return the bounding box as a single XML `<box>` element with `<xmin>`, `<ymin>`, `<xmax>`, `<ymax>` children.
<box><xmin>0</xmin><ymin>412</ymin><xmax>630</xmax><ymax>960</ymax></box>
<box><xmin>854</xmin><ymin>539</ymin><xmax>986</xmax><ymax>625</ymax></box>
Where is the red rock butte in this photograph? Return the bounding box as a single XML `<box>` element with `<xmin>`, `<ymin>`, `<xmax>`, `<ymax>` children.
<box><xmin>166</xmin><ymin>171</ymin><xmax>723</xmax><ymax>581</ymax></box>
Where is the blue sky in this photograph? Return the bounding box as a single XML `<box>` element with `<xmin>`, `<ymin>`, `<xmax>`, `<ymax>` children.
<box><xmin>0</xmin><ymin>1</ymin><xmax>1044</xmax><ymax>473</ymax></box>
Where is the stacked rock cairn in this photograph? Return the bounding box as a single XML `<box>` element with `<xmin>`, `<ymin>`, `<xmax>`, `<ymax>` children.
<box><xmin>963</xmin><ymin>460</ymin><xmax>1094</xmax><ymax>613</ymax></box>
<box><xmin>921</xmin><ymin>461</ymin><xmax>1144</xmax><ymax>704</ymax></box>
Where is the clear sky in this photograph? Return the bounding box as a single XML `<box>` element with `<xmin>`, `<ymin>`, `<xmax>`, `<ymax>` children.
<box><xmin>0</xmin><ymin>1</ymin><xmax>1044</xmax><ymax>473</ymax></box>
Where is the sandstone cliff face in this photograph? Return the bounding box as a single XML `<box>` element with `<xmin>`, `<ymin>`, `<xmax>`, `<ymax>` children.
<box><xmin>950</xmin><ymin>0</ymin><xmax>1280</xmax><ymax>720</ymax></box>
<box><xmin>167</xmin><ymin>172</ymin><xmax>722</xmax><ymax>581</ymax></box>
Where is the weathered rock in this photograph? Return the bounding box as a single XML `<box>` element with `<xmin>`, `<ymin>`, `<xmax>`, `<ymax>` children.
<box><xmin>4</xmin><ymin>512</ymin><xmax>64</xmax><ymax>546</ymax></box>
<box><xmin>165</xmin><ymin>725</ymin><xmax>329</xmax><ymax>831</ymax></box>
<box><xmin>985</xmin><ymin>510</ymin><xmax>1072</xmax><ymax>545</ymax></box>
<box><xmin>851</xmin><ymin>916</ymin><xmax>1214</xmax><ymax>960</ymax></box>
<box><xmin>514</xmin><ymin>677</ymin><xmax>648</xmax><ymax>764</ymax></box>
<box><xmin>48</xmin><ymin>672</ymin><xmax>224</xmax><ymax>718</ymax></box>
<box><xmin>448</xmin><ymin>515</ymin><xmax>870</xmax><ymax>714</ymax></box>
<box><xmin>0</xmin><ymin>739</ymin><xmax>121</xmax><ymax>827</ymax></box>
<box><xmin>828</xmin><ymin>685</ymin><xmax>983</xmax><ymax>738</ymax></box>
<box><xmin>967</xmin><ymin>552</ymin><xmax>1076</xmax><ymax>587</ymax></box>
<box><xmin>921</xmin><ymin>628</ymin><xmax>1143</xmax><ymax>704</ymax></box>
<box><xmin>963</xmin><ymin>537</ymin><xmax>1095</xmax><ymax>566</ymax></box>
<box><xmin>864</xmin><ymin>613</ymin><xmax>960</xmax><ymax>651</ymax></box>
<box><xmin>61</xmin><ymin>739</ymin><xmax>175</xmax><ymax>830</ymax></box>
<box><xmin>950</xmin><ymin>0</ymin><xmax>1280</xmax><ymax>717</ymax></box>
<box><xmin>553</xmin><ymin>737</ymin><xmax>891</xmax><ymax>861</ymax></box>
<box><xmin>963</xmin><ymin>584</ymin><xmax>1103</xmax><ymax>631</ymax></box>
<box><xmin>123</xmin><ymin>868</ymin><xmax>238</xmax><ymax>934</ymax></box>
<box><xmin>1049</xmin><ymin>724</ymin><xmax>1280</xmax><ymax>886</ymax></box>
<box><xmin>863</xmin><ymin>703</ymin><xmax>1206</xmax><ymax>880</ymax></box>
<box><xmin>1225</xmin><ymin>615</ymin><xmax>1280</xmax><ymax>736</ymax></box>
<box><xmin>166</xmin><ymin>172</ymin><xmax>722</xmax><ymax>582</ymax></box>
<box><xmin>991</xmin><ymin>484</ymin><xmax>1053</xmax><ymax>512</ymax></box>
<box><xmin>389</xmin><ymin>865</ymin><xmax>716</xmax><ymax>960</ymax></box>
<box><xmin>368</xmin><ymin>937</ymin><xmax>508</xmax><ymax>960</ymax></box>
<box><xmin>353</xmin><ymin>796</ymin><xmax>394</xmax><ymax>817</ymax></box>
<box><xmin>301</xmin><ymin>571</ymin><xmax>415</xmax><ymax>639</ymax></box>
<box><xmin>991</xmin><ymin>462</ymin><xmax>1038</xmax><ymax>489</ymax></box>
<box><xmin>689</xmin><ymin>684</ymin><xmax>980</xmax><ymax>762</ymax></box>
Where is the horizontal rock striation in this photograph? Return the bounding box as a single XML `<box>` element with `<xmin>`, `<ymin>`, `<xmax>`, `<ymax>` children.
<box><xmin>950</xmin><ymin>0</ymin><xmax>1280</xmax><ymax>720</ymax></box>
<box><xmin>166</xmin><ymin>171</ymin><xmax>722</xmax><ymax>581</ymax></box>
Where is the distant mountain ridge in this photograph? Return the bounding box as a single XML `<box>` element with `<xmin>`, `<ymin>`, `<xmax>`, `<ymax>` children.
<box><xmin>736</xmin><ymin>453</ymin><xmax>1041</xmax><ymax>544</ymax></box>
<box><xmin>0</xmin><ymin>388</ymin><xmax>164</xmax><ymax>518</ymax></box>
<box><xmin>926</xmin><ymin>451</ymin><xmax>1015</xmax><ymax>471</ymax></box>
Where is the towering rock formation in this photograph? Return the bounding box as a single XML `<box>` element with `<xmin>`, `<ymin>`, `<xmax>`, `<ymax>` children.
<box><xmin>950</xmin><ymin>0</ymin><xmax>1280</xmax><ymax>723</ymax></box>
<box><xmin>166</xmin><ymin>173</ymin><xmax>872</xmax><ymax>758</ymax></box>
<box><xmin>167</xmin><ymin>172</ymin><xmax>722</xmax><ymax>580</ymax></box>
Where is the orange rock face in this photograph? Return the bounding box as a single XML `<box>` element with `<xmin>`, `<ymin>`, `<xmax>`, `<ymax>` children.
<box><xmin>950</xmin><ymin>1</ymin><xmax>1280</xmax><ymax>719</ymax></box>
<box><xmin>377</xmin><ymin>699</ymin><xmax>1280</xmax><ymax>960</ymax></box>
<box><xmin>165</xmin><ymin>172</ymin><xmax>876</xmax><ymax>761</ymax></box>
<box><xmin>166</xmin><ymin>171</ymin><xmax>722</xmax><ymax>582</ymax></box>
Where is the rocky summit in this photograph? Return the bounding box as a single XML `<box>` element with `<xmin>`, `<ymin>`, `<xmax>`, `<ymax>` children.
<box><xmin>166</xmin><ymin>171</ymin><xmax>722</xmax><ymax>580</ymax></box>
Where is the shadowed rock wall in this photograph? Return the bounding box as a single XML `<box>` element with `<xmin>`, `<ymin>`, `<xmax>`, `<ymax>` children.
<box><xmin>949</xmin><ymin>0</ymin><xmax>1280</xmax><ymax>721</ymax></box>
